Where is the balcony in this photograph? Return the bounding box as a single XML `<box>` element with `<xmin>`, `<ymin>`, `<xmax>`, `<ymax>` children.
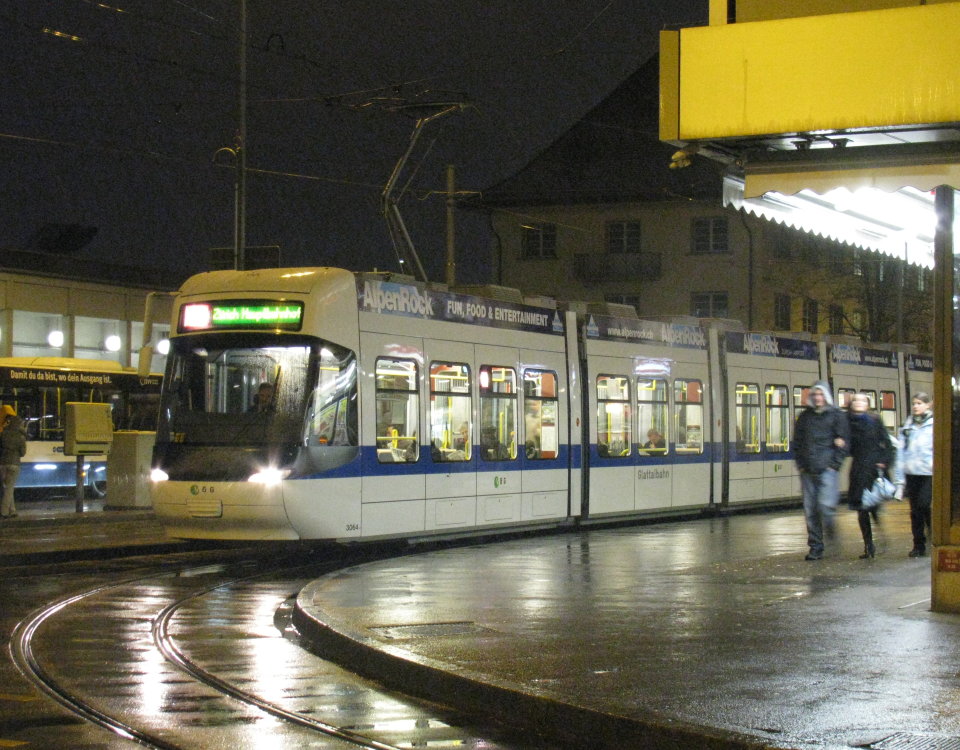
<box><xmin>573</xmin><ymin>252</ymin><xmax>662</xmax><ymax>284</ymax></box>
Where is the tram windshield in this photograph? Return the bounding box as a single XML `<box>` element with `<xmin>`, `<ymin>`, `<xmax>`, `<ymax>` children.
<box><xmin>157</xmin><ymin>333</ymin><xmax>357</xmax><ymax>447</ymax></box>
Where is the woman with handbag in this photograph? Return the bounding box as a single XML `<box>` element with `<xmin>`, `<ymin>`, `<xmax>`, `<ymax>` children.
<box><xmin>894</xmin><ymin>392</ymin><xmax>934</xmax><ymax>557</ymax></box>
<box><xmin>847</xmin><ymin>392</ymin><xmax>894</xmax><ymax>559</ymax></box>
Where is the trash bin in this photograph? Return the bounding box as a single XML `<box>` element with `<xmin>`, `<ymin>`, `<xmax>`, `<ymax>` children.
<box><xmin>106</xmin><ymin>431</ymin><xmax>156</xmax><ymax>509</ymax></box>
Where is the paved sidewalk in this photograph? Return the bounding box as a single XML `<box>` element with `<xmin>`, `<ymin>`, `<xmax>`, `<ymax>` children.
<box><xmin>296</xmin><ymin>503</ymin><xmax>950</xmax><ymax>750</ymax></box>
<box><xmin>0</xmin><ymin>495</ymin><xmax>184</xmax><ymax>564</ymax></box>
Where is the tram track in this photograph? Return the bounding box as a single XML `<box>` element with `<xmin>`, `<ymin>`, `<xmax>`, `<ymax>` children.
<box><xmin>8</xmin><ymin>548</ymin><xmax>542</xmax><ymax>749</ymax></box>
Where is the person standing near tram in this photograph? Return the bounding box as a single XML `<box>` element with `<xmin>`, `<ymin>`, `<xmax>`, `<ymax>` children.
<box><xmin>794</xmin><ymin>381</ymin><xmax>850</xmax><ymax>561</ymax></box>
<box><xmin>894</xmin><ymin>392</ymin><xmax>934</xmax><ymax>557</ymax></box>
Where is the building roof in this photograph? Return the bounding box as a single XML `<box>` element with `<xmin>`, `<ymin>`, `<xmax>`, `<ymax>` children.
<box><xmin>0</xmin><ymin>247</ymin><xmax>182</xmax><ymax>290</ymax></box>
<box><xmin>468</xmin><ymin>55</ymin><xmax>723</xmax><ymax>209</ymax></box>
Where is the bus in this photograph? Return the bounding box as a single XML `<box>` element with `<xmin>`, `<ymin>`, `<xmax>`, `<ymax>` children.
<box><xmin>0</xmin><ymin>357</ymin><xmax>162</xmax><ymax>498</ymax></box>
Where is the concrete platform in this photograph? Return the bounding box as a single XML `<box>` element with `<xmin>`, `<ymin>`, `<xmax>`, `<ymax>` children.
<box><xmin>0</xmin><ymin>496</ymin><xmax>185</xmax><ymax>565</ymax></box>
<box><xmin>295</xmin><ymin>503</ymin><xmax>956</xmax><ymax>750</ymax></box>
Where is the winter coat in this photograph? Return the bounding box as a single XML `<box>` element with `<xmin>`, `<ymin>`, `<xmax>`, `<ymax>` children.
<box><xmin>847</xmin><ymin>411</ymin><xmax>894</xmax><ymax>510</ymax></box>
<box><xmin>0</xmin><ymin>417</ymin><xmax>27</xmax><ymax>465</ymax></box>
<box><xmin>794</xmin><ymin>381</ymin><xmax>850</xmax><ymax>474</ymax></box>
<box><xmin>894</xmin><ymin>411</ymin><xmax>933</xmax><ymax>482</ymax></box>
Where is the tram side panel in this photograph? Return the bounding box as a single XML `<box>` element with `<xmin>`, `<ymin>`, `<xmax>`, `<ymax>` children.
<box><xmin>582</xmin><ymin>315</ymin><xmax>712</xmax><ymax>518</ymax></box>
<box><xmin>350</xmin><ymin>285</ymin><xmax>571</xmax><ymax>541</ymax></box>
<box><xmin>905</xmin><ymin>353</ymin><xmax>934</xmax><ymax>404</ymax></box>
<box><xmin>825</xmin><ymin>341</ymin><xmax>904</xmax><ymax>496</ymax></box>
<box><xmin>722</xmin><ymin>333</ymin><xmax>820</xmax><ymax>506</ymax></box>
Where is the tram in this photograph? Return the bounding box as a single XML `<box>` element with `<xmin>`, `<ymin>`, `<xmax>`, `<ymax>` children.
<box><xmin>148</xmin><ymin>267</ymin><xmax>930</xmax><ymax>542</ymax></box>
<box><xmin>0</xmin><ymin>357</ymin><xmax>162</xmax><ymax>496</ymax></box>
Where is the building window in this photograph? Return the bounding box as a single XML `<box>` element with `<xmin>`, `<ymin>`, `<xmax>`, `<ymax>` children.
<box><xmin>691</xmin><ymin>217</ymin><xmax>729</xmax><ymax>254</ymax></box>
<box><xmin>918</xmin><ymin>268</ymin><xmax>927</xmax><ymax>292</ymax></box>
<box><xmin>853</xmin><ymin>249</ymin><xmax>863</xmax><ymax>276</ymax></box>
<box><xmin>829</xmin><ymin>304</ymin><xmax>844</xmax><ymax>335</ymax></box>
<box><xmin>606</xmin><ymin>221</ymin><xmax>641</xmax><ymax>254</ymax></box>
<box><xmin>605</xmin><ymin>294</ymin><xmax>641</xmax><ymax>312</ymax></box>
<box><xmin>773</xmin><ymin>294</ymin><xmax>791</xmax><ymax>330</ymax></box>
<box><xmin>521</xmin><ymin>223</ymin><xmax>557</xmax><ymax>259</ymax></box>
<box><xmin>802</xmin><ymin>298</ymin><xmax>819</xmax><ymax>333</ymax></box>
<box><xmin>691</xmin><ymin>292</ymin><xmax>728</xmax><ymax>318</ymax></box>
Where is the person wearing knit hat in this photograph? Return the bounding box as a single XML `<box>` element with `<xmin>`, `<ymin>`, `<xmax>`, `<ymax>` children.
<box><xmin>0</xmin><ymin>406</ymin><xmax>26</xmax><ymax>518</ymax></box>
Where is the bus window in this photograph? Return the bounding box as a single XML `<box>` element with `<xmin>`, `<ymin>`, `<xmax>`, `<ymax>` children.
<box><xmin>765</xmin><ymin>385</ymin><xmax>790</xmax><ymax>453</ymax></box>
<box><xmin>430</xmin><ymin>362</ymin><xmax>471</xmax><ymax>462</ymax></box>
<box><xmin>637</xmin><ymin>378</ymin><xmax>668</xmax><ymax>455</ymax></box>
<box><xmin>596</xmin><ymin>375</ymin><xmax>631</xmax><ymax>457</ymax></box>
<box><xmin>375</xmin><ymin>357</ymin><xmax>419</xmax><ymax>463</ymax></box>
<box><xmin>735</xmin><ymin>383</ymin><xmax>760</xmax><ymax>454</ymax></box>
<box><xmin>880</xmin><ymin>391</ymin><xmax>898</xmax><ymax>435</ymax></box>
<box><xmin>523</xmin><ymin>370</ymin><xmax>558</xmax><ymax>460</ymax></box>
<box><xmin>674</xmin><ymin>379</ymin><xmax>703</xmax><ymax>454</ymax></box>
<box><xmin>479</xmin><ymin>366</ymin><xmax>517</xmax><ymax>461</ymax></box>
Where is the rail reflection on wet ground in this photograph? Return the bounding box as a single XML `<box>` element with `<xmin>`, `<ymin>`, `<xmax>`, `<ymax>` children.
<box><xmin>296</xmin><ymin>502</ymin><xmax>955</xmax><ymax>750</ymax></box>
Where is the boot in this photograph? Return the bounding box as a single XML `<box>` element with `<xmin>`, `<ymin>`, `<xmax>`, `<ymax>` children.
<box><xmin>859</xmin><ymin>543</ymin><xmax>875</xmax><ymax>559</ymax></box>
<box><xmin>909</xmin><ymin>546</ymin><xmax>926</xmax><ymax>558</ymax></box>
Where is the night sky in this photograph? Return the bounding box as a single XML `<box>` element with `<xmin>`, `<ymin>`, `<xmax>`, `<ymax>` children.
<box><xmin>1</xmin><ymin>1</ymin><xmax>705</xmax><ymax>284</ymax></box>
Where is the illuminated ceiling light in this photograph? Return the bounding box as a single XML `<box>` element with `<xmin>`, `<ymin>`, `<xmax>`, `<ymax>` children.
<box><xmin>47</xmin><ymin>330</ymin><xmax>64</xmax><ymax>348</ymax></box>
<box><xmin>157</xmin><ymin>339</ymin><xmax>170</xmax><ymax>355</ymax></box>
<box><xmin>104</xmin><ymin>334</ymin><xmax>122</xmax><ymax>352</ymax></box>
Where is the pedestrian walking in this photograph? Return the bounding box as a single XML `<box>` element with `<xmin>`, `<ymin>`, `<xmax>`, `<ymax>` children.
<box><xmin>846</xmin><ymin>392</ymin><xmax>894</xmax><ymax>559</ymax></box>
<box><xmin>794</xmin><ymin>381</ymin><xmax>850</xmax><ymax>560</ymax></box>
<box><xmin>0</xmin><ymin>405</ymin><xmax>27</xmax><ymax>519</ymax></box>
<box><xmin>894</xmin><ymin>392</ymin><xmax>933</xmax><ymax>557</ymax></box>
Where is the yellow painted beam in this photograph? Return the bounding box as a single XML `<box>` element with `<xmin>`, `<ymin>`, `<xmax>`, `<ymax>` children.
<box><xmin>672</xmin><ymin>2</ymin><xmax>960</xmax><ymax>140</ymax></box>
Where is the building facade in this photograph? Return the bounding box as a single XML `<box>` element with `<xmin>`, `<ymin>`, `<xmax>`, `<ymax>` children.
<box><xmin>0</xmin><ymin>249</ymin><xmax>177</xmax><ymax>372</ymax></box>
<box><xmin>472</xmin><ymin>55</ymin><xmax>933</xmax><ymax>349</ymax></box>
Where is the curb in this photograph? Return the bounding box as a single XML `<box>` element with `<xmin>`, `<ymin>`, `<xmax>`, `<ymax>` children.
<box><xmin>293</xmin><ymin>581</ymin><xmax>788</xmax><ymax>750</ymax></box>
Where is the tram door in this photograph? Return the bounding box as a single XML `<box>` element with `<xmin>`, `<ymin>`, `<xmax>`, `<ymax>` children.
<box><xmin>828</xmin><ymin>344</ymin><xmax>902</xmax><ymax>494</ymax></box>
<box><xmin>724</xmin><ymin>344</ymin><xmax>820</xmax><ymax>505</ymax></box>
<box><xmin>423</xmin><ymin>339</ymin><xmax>479</xmax><ymax>531</ymax></box>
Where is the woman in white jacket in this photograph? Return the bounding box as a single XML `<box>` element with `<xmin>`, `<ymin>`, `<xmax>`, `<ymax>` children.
<box><xmin>894</xmin><ymin>392</ymin><xmax>933</xmax><ymax>557</ymax></box>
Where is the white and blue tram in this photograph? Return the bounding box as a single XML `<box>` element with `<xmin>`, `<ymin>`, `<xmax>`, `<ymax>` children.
<box><xmin>149</xmin><ymin>267</ymin><xmax>927</xmax><ymax>542</ymax></box>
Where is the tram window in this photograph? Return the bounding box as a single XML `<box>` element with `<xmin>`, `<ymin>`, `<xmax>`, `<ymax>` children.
<box><xmin>596</xmin><ymin>375</ymin><xmax>631</xmax><ymax>458</ymax></box>
<box><xmin>637</xmin><ymin>378</ymin><xmax>668</xmax><ymax>456</ymax></box>
<box><xmin>880</xmin><ymin>391</ymin><xmax>898</xmax><ymax>435</ymax></box>
<box><xmin>374</xmin><ymin>357</ymin><xmax>419</xmax><ymax>463</ymax></box>
<box><xmin>430</xmin><ymin>362</ymin><xmax>471</xmax><ymax>462</ymax></box>
<box><xmin>735</xmin><ymin>383</ymin><xmax>760</xmax><ymax>454</ymax></box>
<box><xmin>765</xmin><ymin>385</ymin><xmax>790</xmax><ymax>453</ymax></box>
<box><xmin>523</xmin><ymin>369</ymin><xmax>559</xmax><ymax>460</ymax></box>
<box><xmin>837</xmin><ymin>388</ymin><xmax>856</xmax><ymax>409</ymax></box>
<box><xmin>674</xmin><ymin>379</ymin><xmax>703</xmax><ymax>454</ymax></box>
<box><xmin>479</xmin><ymin>366</ymin><xmax>517</xmax><ymax>462</ymax></box>
<box><xmin>308</xmin><ymin>347</ymin><xmax>358</xmax><ymax>447</ymax></box>
<box><xmin>862</xmin><ymin>390</ymin><xmax>877</xmax><ymax>410</ymax></box>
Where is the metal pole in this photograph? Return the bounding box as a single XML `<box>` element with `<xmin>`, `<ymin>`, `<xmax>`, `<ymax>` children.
<box><xmin>75</xmin><ymin>456</ymin><xmax>84</xmax><ymax>513</ymax></box>
<box><xmin>445</xmin><ymin>164</ymin><xmax>456</xmax><ymax>287</ymax></box>
<box><xmin>236</xmin><ymin>0</ymin><xmax>248</xmax><ymax>271</ymax></box>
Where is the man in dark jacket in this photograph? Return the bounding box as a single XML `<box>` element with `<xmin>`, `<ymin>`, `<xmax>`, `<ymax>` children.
<box><xmin>794</xmin><ymin>381</ymin><xmax>849</xmax><ymax>560</ymax></box>
<box><xmin>0</xmin><ymin>407</ymin><xmax>27</xmax><ymax>518</ymax></box>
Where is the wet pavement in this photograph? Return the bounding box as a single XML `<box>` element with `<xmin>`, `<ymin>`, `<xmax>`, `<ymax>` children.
<box><xmin>295</xmin><ymin>503</ymin><xmax>956</xmax><ymax>750</ymax></box>
<box><xmin>0</xmin><ymin>496</ymin><xmax>184</xmax><ymax>565</ymax></box>
<box><xmin>3</xmin><ymin>495</ymin><xmax>954</xmax><ymax>748</ymax></box>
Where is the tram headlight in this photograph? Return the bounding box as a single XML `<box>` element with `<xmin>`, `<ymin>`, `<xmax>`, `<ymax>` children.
<box><xmin>150</xmin><ymin>468</ymin><xmax>169</xmax><ymax>482</ymax></box>
<box><xmin>248</xmin><ymin>468</ymin><xmax>290</xmax><ymax>486</ymax></box>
